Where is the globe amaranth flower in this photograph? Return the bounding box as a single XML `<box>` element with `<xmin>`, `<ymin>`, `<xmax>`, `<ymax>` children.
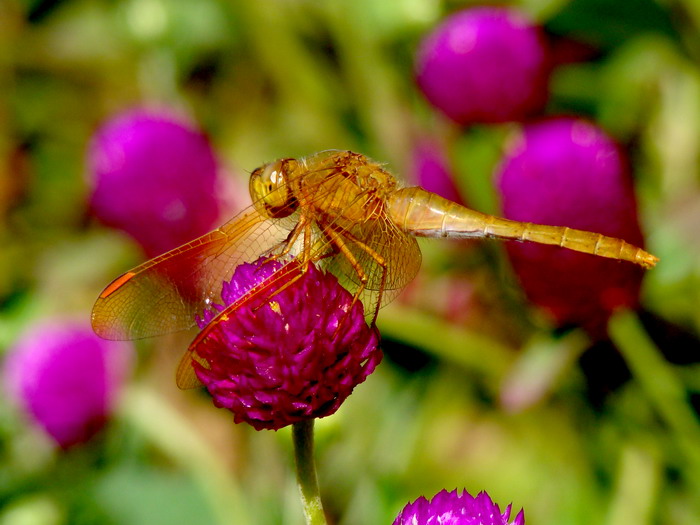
<box><xmin>415</xmin><ymin>7</ymin><xmax>549</xmax><ymax>125</ymax></box>
<box><xmin>393</xmin><ymin>489</ymin><xmax>524</xmax><ymax>525</ymax></box>
<box><xmin>3</xmin><ymin>320</ymin><xmax>132</xmax><ymax>449</ymax></box>
<box><xmin>190</xmin><ymin>258</ymin><xmax>382</xmax><ymax>431</ymax></box>
<box><xmin>495</xmin><ymin>118</ymin><xmax>646</xmax><ymax>337</ymax></box>
<box><xmin>412</xmin><ymin>137</ymin><xmax>464</xmax><ymax>205</ymax></box>
<box><xmin>87</xmin><ymin>108</ymin><xmax>224</xmax><ymax>257</ymax></box>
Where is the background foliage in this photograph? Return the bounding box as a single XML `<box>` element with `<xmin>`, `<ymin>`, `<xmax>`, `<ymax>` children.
<box><xmin>1</xmin><ymin>0</ymin><xmax>700</xmax><ymax>524</ymax></box>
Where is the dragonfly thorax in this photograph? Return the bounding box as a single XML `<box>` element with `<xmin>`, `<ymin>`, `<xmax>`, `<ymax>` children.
<box><xmin>250</xmin><ymin>158</ymin><xmax>299</xmax><ymax>219</ymax></box>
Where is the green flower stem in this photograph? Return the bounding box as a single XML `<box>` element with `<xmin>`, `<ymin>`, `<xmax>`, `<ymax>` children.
<box><xmin>293</xmin><ymin>420</ymin><xmax>327</xmax><ymax>525</ymax></box>
<box><xmin>609</xmin><ymin>309</ymin><xmax>700</xmax><ymax>488</ymax></box>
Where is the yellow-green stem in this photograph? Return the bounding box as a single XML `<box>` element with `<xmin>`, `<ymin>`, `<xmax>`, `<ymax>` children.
<box><xmin>292</xmin><ymin>420</ymin><xmax>327</xmax><ymax>525</ymax></box>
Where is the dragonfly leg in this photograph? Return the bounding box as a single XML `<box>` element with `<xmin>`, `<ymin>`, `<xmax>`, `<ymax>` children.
<box><xmin>262</xmin><ymin>214</ymin><xmax>310</xmax><ymax>267</ymax></box>
<box><xmin>336</xmin><ymin>228</ymin><xmax>388</xmax><ymax>324</ymax></box>
<box><xmin>321</xmin><ymin>227</ymin><xmax>368</xmax><ymax>296</ymax></box>
<box><xmin>321</xmin><ymin>225</ymin><xmax>387</xmax><ymax>326</ymax></box>
<box><xmin>251</xmin><ymin>219</ymin><xmax>316</xmax><ymax>307</ymax></box>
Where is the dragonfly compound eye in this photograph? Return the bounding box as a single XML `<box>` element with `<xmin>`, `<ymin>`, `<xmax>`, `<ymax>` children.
<box><xmin>249</xmin><ymin>159</ymin><xmax>297</xmax><ymax>218</ymax></box>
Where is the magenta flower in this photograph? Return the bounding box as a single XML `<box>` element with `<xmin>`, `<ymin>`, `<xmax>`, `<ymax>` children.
<box><xmin>393</xmin><ymin>489</ymin><xmax>524</xmax><ymax>525</ymax></box>
<box><xmin>191</xmin><ymin>258</ymin><xmax>382</xmax><ymax>431</ymax></box>
<box><xmin>87</xmin><ymin>108</ymin><xmax>224</xmax><ymax>257</ymax></box>
<box><xmin>411</xmin><ymin>137</ymin><xmax>464</xmax><ymax>205</ymax></box>
<box><xmin>3</xmin><ymin>320</ymin><xmax>132</xmax><ymax>449</ymax></box>
<box><xmin>415</xmin><ymin>7</ymin><xmax>549</xmax><ymax>125</ymax></box>
<box><xmin>495</xmin><ymin>118</ymin><xmax>645</xmax><ymax>336</ymax></box>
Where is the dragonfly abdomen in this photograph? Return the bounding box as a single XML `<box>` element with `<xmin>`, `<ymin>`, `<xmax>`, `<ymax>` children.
<box><xmin>387</xmin><ymin>187</ymin><xmax>658</xmax><ymax>268</ymax></box>
<box><xmin>481</xmin><ymin>215</ymin><xmax>658</xmax><ymax>268</ymax></box>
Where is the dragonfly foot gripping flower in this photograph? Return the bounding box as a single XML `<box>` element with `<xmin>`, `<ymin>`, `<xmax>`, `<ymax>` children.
<box><xmin>189</xmin><ymin>258</ymin><xmax>382</xmax><ymax>431</ymax></box>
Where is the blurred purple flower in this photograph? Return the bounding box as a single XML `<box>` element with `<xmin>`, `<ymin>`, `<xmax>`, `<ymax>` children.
<box><xmin>415</xmin><ymin>7</ymin><xmax>549</xmax><ymax>125</ymax></box>
<box><xmin>393</xmin><ymin>489</ymin><xmax>524</xmax><ymax>525</ymax></box>
<box><xmin>4</xmin><ymin>320</ymin><xmax>132</xmax><ymax>449</ymax></box>
<box><xmin>412</xmin><ymin>137</ymin><xmax>464</xmax><ymax>205</ymax></box>
<box><xmin>495</xmin><ymin>118</ymin><xmax>645</xmax><ymax>336</ymax></box>
<box><xmin>191</xmin><ymin>258</ymin><xmax>382</xmax><ymax>431</ymax></box>
<box><xmin>87</xmin><ymin>108</ymin><xmax>224</xmax><ymax>257</ymax></box>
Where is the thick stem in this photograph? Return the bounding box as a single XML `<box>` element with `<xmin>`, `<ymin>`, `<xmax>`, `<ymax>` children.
<box><xmin>292</xmin><ymin>420</ymin><xmax>327</xmax><ymax>525</ymax></box>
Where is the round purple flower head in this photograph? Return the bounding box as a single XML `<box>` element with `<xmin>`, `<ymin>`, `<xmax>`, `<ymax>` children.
<box><xmin>393</xmin><ymin>489</ymin><xmax>524</xmax><ymax>525</ymax></box>
<box><xmin>191</xmin><ymin>258</ymin><xmax>382</xmax><ymax>431</ymax></box>
<box><xmin>87</xmin><ymin>108</ymin><xmax>223</xmax><ymax>257</ymax></box>
<box><xmin>3</xmin><ymin>320</ymin><xmax>132</xmax><ymax>449</ymax></box>
<box><xmin>415</xmin><ymin>7</ymin><xmax>549</xmax><ymax>125</ymax></box>
<box><xmin>412</xmin><ymin>137</ymin><xmax>464</xmax><ymax>205</ymax></box>
<box><xmin>495</xmin><ymin>118</ymin><xmax>645</xmax><ymax>336</ymax></box>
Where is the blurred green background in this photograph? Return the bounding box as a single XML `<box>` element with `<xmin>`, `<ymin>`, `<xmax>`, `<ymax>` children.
<box><xmin>1</xmin><ymin>0</ymin><xmax>700</xmax><ymax>524</ymax></box>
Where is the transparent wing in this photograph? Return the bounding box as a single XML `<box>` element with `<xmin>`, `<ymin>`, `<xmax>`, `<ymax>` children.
<box><xmin>298</xmin><ymin>150</ymin><xmax>423</xmax><ymax>315</ymax></box>
<box><xmin>322</xmin><ymin>214</ymin><xmax>422</xmax><ymax>315</ymax></box>
<box><xmin>91</xmin><ymin>156</ymin><xmax>355</xmax><ymax>342</ymax></box>
<box><xmin>176</xmin><ymin>261</ymin><xmax>306</xmax><ymax>389</ymax></box>
<box><xmin>91</xmin><ymin>206</ymin><xmax>300</xmax><ymax>340</ymax></box>
<box><xmin>176</xmin><ymin>213</ymin><xmax>421</xmax><ymax>389</ymax></box>
<box><xmin>172</xmin><ymin>152</ymin><xmax>423</xmax><ymax>387</ymax></box>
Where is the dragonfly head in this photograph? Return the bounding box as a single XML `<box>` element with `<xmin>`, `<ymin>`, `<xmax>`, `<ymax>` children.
<box><xmin>250</xmin><ymin>159</ymin><xmax>299</xmax><ymax>218</ymax></box>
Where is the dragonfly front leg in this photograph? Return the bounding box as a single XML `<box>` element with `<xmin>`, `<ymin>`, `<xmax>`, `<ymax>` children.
<box><xmin>261</xmin><ymin>215</ymin><xmax>311</xmax><ymax>268</ymax></box>
<box><xmin>254</xmin><ymin>218</ymin><xmax>316</xmax><ymax>300</ymax></box>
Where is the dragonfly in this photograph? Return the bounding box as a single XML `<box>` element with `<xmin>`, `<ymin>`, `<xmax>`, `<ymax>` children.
<box><xmin>92</xmin><ymin>150</ymin><xmax>658</xmax><ymax>388</ymax></box>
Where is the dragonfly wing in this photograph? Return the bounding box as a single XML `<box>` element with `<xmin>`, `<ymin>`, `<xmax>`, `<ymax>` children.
<box><xmin>178</xmin><ymin>261</ymin><xmax>306</xmax><ymax>389</ymax></box>
<box><xmin>322</xmin><ymin>215</ymin><xmax>421</xmax><ymax>313</ymax></box>
<box><xmin>92</xmin><ymin>207</ymin><xmax>298</xmax><ymax>340</ymax></box>
<box><xmin>176</xmin><ymin>348</ymin><xmax>207</xmax><ymax>389</ymax></box>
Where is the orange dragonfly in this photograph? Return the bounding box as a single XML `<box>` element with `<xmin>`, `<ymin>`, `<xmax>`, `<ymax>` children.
<box><xmin>92</xmin><ymin>150</ymin><xmax>658</xmax><ymax>387</ymax></box>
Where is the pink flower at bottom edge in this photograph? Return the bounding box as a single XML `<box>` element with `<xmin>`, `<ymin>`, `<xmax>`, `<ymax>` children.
<box><xmin>393</xmin><ymin>489</ymin><xmax>525</xmax><ymax>525</ymax></box>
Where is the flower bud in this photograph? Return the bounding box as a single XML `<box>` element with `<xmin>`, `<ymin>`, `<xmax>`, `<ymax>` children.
<box><xmin>412</xmin><ymin>137</ymin><xmax>464</xmax><ymax>204</ymax></box>
<box><xmin>416</xmin><ymin>7</ymin><xmax>549</xmax><ymax>125</ymax></box>
<box><xmin>495</xmin><ymin>118</ymin><xmax>645</xmax><ymax>335</ymax></box>
<box><xmin>87</xmin><ymin>108</ymin><xmax>223</xmax><ymax>256</ymax></box>
<box><xmin>4</xmin><ymin>320</ymin><xmax>132</xmax><ymax>448</ymax></box>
